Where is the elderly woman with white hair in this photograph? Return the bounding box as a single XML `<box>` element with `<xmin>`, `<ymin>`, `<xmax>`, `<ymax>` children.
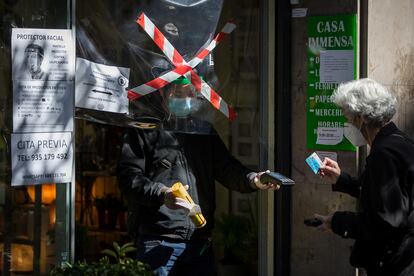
<box><xmin>315</xmin><ymin>78</ymin><xmax>414</xmax><ymax>276</ymax></box>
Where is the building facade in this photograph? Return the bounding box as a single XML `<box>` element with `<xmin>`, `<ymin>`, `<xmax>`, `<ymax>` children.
<box><xmin>0</xmin><ymin>0</ymin><xmax>413</xmax><ymax>275</ymax></box>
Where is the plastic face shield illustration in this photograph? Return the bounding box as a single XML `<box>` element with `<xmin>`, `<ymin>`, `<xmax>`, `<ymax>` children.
<box><xmin>24</xmin><ymin>44</ymin><xmax>44</xmax><ymax>79</ymax></box>
<box><xmin>27</xmin><ymin>52</ymin><xmax>41</xmax><ymax>72</ymax></box>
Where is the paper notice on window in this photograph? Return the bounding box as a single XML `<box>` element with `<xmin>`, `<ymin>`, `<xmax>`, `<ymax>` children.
<box><xmin>13</xmin><ymin>81</ymin><xmax>73</xmax><ymax>133</ymax></box>
<box><xmin>75</xmin><ymin>58</ymin><xmax>130</xmax><ymax>114</ymax></box>
<box><xmin>292</xmin><ymin>8</ymin><xmax>307</xmax><ymax>18</ymax></box>
<box><xmin>11</xmin><ymin>132</ymin><xmax>73</xmax><ymax>186</ymax></box>
<box><xmin>316</xmin><ymin>127</ymin><xmax>344</xmax><ymax>145</ymax></box>
<box><xmin>319</xmin><ymin>50</ymin><xmax>354</xmax><ymax>84</ymax></box>
<box><xmin>315</xmin><ymin>151</ymin><xmax>338</xmax><ymax>162</ymax></box>
<box><xmin>11</xmin><ymin>28</ymin><xmax>74</xmax><ymax>81</ymax></box>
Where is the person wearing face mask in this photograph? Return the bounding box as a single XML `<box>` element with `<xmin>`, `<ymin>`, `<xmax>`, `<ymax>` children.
<box><xmin>118</xmin><ymin>76</ymin><xmax>281</xmax><ymax>276</ymax></box>
<box><xmin>167</xmin><ymin>77</ymin><xmax>200</xmax><ymax>118</ymax></box>
<box><xmin>164</xmin><ymin>77</ymin><xmax>213</xmax><ymax>134</ymax></box>
<box><xmin>313</xmin><ymin>78</ymin><xmax>414</xmax><ymax>276</ymax></box>
<box><xmin>24</xmin><ymin>44</ymin><xmax>45</xmax><ymax>80</ymax></box>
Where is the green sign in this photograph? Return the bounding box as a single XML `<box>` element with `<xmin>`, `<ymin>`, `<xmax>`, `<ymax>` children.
<box><xmin>307</xmin><ymin>14</ymin><xmax>357</xmax><ymax>151</ymax></box>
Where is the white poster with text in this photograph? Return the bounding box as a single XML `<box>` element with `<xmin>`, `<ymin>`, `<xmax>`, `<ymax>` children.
<box><xmin>75</xmin><ymin>58</ymin><xmax>130</xmax><ymax>114</ymax></box>
<box><xmin>319</xmin><ymin>50</ymin><xmax>354</xmax><ymax>84</ymax></box>
<box><xmin>316</xmin><ymin>127</ymin><xmax>344</xmax><ymax>145</ymax></box>
<box><xmin>11</xmin><ymin>28</ymin><xmax>74</xmax><ymax>81</ymax></box>
<box><xmin>11</xmin><ymin>132</ymin><xmax>73</xmax><ymax>186</ymax></box>
<box><xmin>13</xmin><ymin>81</ymin><xmax>73</xmax><ymax>132</ymax></box>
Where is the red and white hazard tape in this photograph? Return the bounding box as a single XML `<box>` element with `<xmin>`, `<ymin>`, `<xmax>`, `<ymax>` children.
<box><xmin>128</xmin><ymin>13</ymin><xmax>237</xmax><ymax>120</ymax></box>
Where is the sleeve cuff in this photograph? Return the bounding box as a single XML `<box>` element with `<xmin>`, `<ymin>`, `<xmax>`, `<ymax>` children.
<box><xmin>247</xmin><ymin>172</ymin><xmax>259</xmax><ymax>190</ymax></box>
<box><xmin>331</xmin><ymin>211</ymin><xmax>355</xmax><ymax>239</ymax></box>
<box><xmin>332</xmin><ymin>172</ymin><xmax>351</xmax><ymax>192</ymax></box>
<box><xmin>331</xmin><ymin>212</ymin><xmax>343</xmax><ymax>236</ymax></box>
<box><xmin>157</xmin><ymin>184</ymin><xmax>169</xmax><ymax>204</ymax></box>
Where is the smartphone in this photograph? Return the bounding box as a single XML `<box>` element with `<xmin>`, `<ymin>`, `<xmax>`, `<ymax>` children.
<box><xmin>303</xmin><ymin>218</ymin><xmax>323</xmax><ymax>227</ymax></box>
<box><xmin>259</xmin><ymin>171</ymin><xmax>295</xmax><ymax>186</ymax></box>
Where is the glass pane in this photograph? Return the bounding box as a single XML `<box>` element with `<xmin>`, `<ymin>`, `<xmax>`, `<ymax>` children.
<box><xmin>215</xmin><ymin>1</ymin><xmax>261</xmax><ymax>275</ymax></box>
<box><xmin>0</xmin><ymin>1</ymin><xmax>72</xmax><ymax>275</ymax></box>
<box><xmin>73</xmin><ymin>1</ymin><xmax>262</xmax><ymax>275</ymax></box>
<box><xmin>74</xmin><ymin>121</ymin><xmax>126</xmax><ymax>262</ymax></box>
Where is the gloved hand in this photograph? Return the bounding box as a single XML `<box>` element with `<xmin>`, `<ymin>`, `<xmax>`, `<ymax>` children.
<box><xmin>251</xmin><ymin>170</ymin><xmax>281</xmax><ymax>190</ymax></box>
<box><xmin>162</xmin><ymin>184</ymin><xmax>189</xmax><ymax>209</ymax></box>
<box><xmin>162</xmin><ymin>185</ymin><xmax>201</xmax><ymax>215</ymax></box>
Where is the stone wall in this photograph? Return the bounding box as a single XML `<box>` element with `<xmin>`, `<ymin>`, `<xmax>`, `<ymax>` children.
<box><xmin>290</xmin><ymin>1</ymin><xmax>357</xmax><ymax>275</ymax></box>
<box><xmin>367</xmin><ymin>0</ymin><xmax>414</xmax><ymax>136</ymax></box>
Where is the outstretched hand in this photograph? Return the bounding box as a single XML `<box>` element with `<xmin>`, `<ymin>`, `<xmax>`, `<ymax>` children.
<box><xmin>254</xmin><ymin>171</ymin><xmax>281</xmax><ymax>191</ymax></box>
<box><xmin>318</xmin><ymin>157</ymin><xmax>341</xmax><ymax>183</ymax></box>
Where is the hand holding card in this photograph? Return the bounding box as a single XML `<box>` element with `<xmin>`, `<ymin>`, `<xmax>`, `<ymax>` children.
<box><xmin>318</xmin><ymin>157</ymin><xmax>341</xmax><ymax>183</ymax></box>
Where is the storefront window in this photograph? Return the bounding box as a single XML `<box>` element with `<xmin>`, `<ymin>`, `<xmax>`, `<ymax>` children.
<box><xmin>74</xmin><ymin>1</ymin><xmax>262</xmax><ymax>274</ymax></box>
<box><xmin>1</xmin><ymin>0</ymin><xmax>263</xmax><ymax>274</ymax></box>
<box><xmin>74</xmin><ymin>122</ymin><xmax>126</xmax><ymax>261</ymax></box>
<box><xmin>0</xmin><ymin>1</ymin><xmax>72</xmax><ymax>275</ymax></box>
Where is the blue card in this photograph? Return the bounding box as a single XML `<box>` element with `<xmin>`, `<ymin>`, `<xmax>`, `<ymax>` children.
<box><xmin>306</xmin><ymin>152</ymin><xmax>323</xmax><ymax>174</ymax></box>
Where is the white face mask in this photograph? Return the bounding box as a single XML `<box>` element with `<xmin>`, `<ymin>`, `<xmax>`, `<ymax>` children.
<box><xmin>344</xmin><ymin>122</ymin><xmax>367</xmax><ymax>146</ymax></box>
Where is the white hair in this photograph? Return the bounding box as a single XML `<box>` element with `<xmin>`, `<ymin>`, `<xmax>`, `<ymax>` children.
<box><xmin>332</xmin><ymin>78</ymin><xmax>397</xmax><ymax>127</ymax></box>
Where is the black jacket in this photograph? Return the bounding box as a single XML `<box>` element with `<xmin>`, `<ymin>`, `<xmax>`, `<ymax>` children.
<box><xmin>331</xmin><ymin>122</ymin><xmax>414</xmax><ymax>276</ymax></box>
<box><xmin>117</xmin><ymin>127</ymin><xmax>256</xmax><ymax>241</ymax></box>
